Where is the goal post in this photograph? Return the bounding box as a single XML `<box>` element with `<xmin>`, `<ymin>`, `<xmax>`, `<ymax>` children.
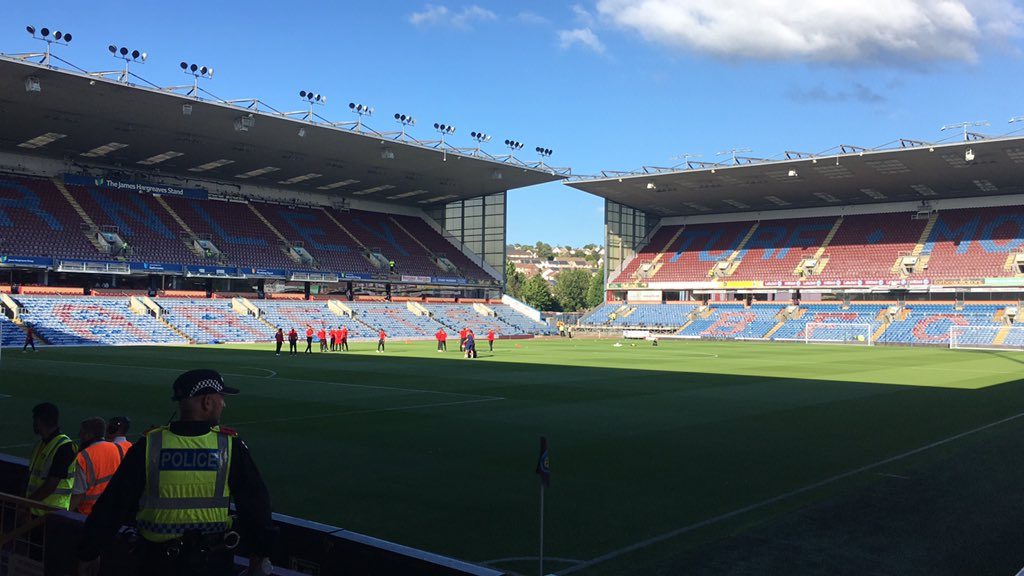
<box><xmin>804</xmin><ymin>323</ymin><xmax>873</xmax><ymax>345</ymax></box>
<box><xmin>949</xmin><ymin>325</ymin><xmax>1024</xmax><ymax>351</ymax></box>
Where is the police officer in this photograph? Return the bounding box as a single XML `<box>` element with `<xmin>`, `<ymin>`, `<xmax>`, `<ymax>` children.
<box><xmin>77</xmin><ymin>369</ymin><xmax>275</xmax><ymax>576</ymax></box>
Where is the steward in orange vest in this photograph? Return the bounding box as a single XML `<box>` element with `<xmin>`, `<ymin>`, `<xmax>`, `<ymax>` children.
<box><xmin>71</xmin><ymin>417</ymin><xmax>124</xmax><ymax>516</ymax></box>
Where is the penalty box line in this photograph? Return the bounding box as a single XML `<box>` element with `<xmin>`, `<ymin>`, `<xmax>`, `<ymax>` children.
<box><xmin>17</xmin><ymin>358</ymin><xmax>503</xmax><ymax>401</ymax></box>
<box><xmin>558</xmin><ymin>409</ymin><xmax>1024</xmax><ymax>575</ymax></box>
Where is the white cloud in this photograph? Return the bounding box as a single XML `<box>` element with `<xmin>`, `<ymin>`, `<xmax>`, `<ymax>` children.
<box><xmin>595</xmin><ymin>0</ymin><xmax>1024</xmax><ymax>64</ymax></box>
<box><xmin>409</xmin><ymin>4</ymin><xmax>498</xmax><ymax>29</ymax></box>
<box><xmin>572</xmin><ymin>3</ymin><xmax>597</xmax><ymax>26</ymax></box>
<box><xmin>517</xmin><ymin>11</ymin><xmax>551</xmax><ymax>25</ymax></box>
<box><xmin>559</xmin><ymin>28</ymin><xmax>607</xmax><ymax>53</ymax></box>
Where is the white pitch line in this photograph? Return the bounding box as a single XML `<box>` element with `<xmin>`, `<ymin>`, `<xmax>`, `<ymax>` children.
<box><xmin>231</xmin><ymin>396</ymin><xmax>505</xmax><ymax>426</ymax></box>
<box><xmin>15</xmin><ymin>358</ymin><xmax>500</xmax><ymax>400</ymax></box>
<box><xmin>875</xmin><ymin>472</ymin><xmax>912</xmax><ymax>480</ymax></box>
<box><xmin>557</xmin><ymin>409</ymin><xmax>1024</xmax><ymax>575</ymax></box>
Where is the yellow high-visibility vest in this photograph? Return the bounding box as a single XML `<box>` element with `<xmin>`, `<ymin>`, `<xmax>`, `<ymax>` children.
<box><xmin>26</xmin><ymin>434</ymin><xmax>76</xmax><ymax>516</ymax></box>
<box><xmin>135</xmin><ymin>426</ymin><xmax>233</xmax><ymax>542</ymax></box>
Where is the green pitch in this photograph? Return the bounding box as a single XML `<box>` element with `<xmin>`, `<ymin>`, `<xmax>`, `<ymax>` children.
<box><xmin>3</xmin><ymin>339</ymin><xmax>1024</xmax><ymax>575</ymax></box>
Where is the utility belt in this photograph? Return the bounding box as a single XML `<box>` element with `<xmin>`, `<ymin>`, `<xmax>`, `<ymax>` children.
<box><xmin>146</xmin><ymin>530</ymin><xmax>241</xmax><ymax>559</ymax></box>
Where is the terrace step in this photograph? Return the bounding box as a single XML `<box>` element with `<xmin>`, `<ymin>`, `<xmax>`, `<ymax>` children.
<box><xmin>153</xmin><ymin>195</ymin><xmax>206</xmax><ymax>258</ymax></box>
<box><xmin>709</xmin><ymin>222</ymin><xmax>759</xmax><ymax>277</ymax></box>
<box><xmin>52</xmin><ymin>177</ymin><xmax>107</xmax><ymax>254</ymax></box>
<box><xmin>247</xmin><ymin>204</ymin><xmax>305</xmax><ymax>264</ymax></box>
<box><xmin>994</xmin><ymin>324</ymin><xmax>1013</xmax><ymax>346</ymax></box>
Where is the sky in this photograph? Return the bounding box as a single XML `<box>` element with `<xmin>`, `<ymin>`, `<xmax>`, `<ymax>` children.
<box><xmin>6</xmin><ymin>1</ymin><xmax>1024</xmax><ymax>246</ymax></box>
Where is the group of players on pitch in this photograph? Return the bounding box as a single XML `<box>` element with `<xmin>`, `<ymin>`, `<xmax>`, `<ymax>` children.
<box><xmin>273</xmin><ymin>325</ymin><xmax>496</xmax><ymax>358</ymax></box>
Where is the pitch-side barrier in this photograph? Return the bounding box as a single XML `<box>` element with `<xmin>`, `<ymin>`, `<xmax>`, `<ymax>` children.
<box><xmin>0</xmin><ymin>453</ymin><xmax>503</xmax><ymax>576</ymax></box>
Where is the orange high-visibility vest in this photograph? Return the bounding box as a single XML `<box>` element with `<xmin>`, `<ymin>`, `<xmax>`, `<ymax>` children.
<box><xmin>75</xmin><ymin>440</ymin><xmax>124</xmax><ymax>515</ymax></box>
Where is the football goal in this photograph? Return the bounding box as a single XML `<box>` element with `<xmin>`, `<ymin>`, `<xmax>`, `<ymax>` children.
<box><xmin>803</xmin><ymin>323</ymin><xmax>873</xmax><ymax>345</ymax></box>
<box><xmin>949</xmin><ymin>325</ymin><xmax>1024</xmax><ymax>351</ymax></box>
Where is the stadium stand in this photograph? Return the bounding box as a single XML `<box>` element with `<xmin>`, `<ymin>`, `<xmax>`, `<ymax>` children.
<box><xmin>607</xmin><ymin>303</ymin><xmax>696</xmax><ymax>328</ymax></box>
<box><xmin>63</xmin><ymin>182</ymin><xmax>204</xmax><ymax>264</ymax></box>
<box><xmin>253</xmin><ymin>202</ymin><xmax>375</xmax><ymax>274</ymax></box>
<box><xmin>728</xmin><ymin>217</ymin><xmax>838</xmax><ymax>281</ymax></box>
<box><xmin>579</xmin><ymin>303</ymin><xmax>622</xmax><ymax>326</ymax></box>
<box><xmin>878</xmin><ymin>303</ymin><xmax>1003</xmax><ymax>345</ymax></box>
<box><xmin>157</xmin><ymin>299</ymin><xmax>268</xmax><ymax>344</ymax></box>
<box><xmin>388</xmin><ymin>214</ymin><xmax>489</xmax><ymax>280</ymax></box>
<box><xmin>424</xmin><ymin>303</ymin><xmax>513</xmax><ymax>335</ymax></box>
<box><xmin>770</xmin><ymin>304</ymin><xmax>885</xmax><ymax>341</ymax></box>
<box><xmin>348</xmin><ymin>302</ymin><xmax>443</xmax><ymax>337</ymax></box>
<box><xmin>646</xmin><ymin>221</ymin><xmax>757</xmax><ymax>282</ymax></box>
<box><xmin>816</xmin><ymin>213</ymin><xmax>925</xmax><ymax>280</ymax></box>
<box><xmin>162</xmin><ymin>196</ymin><xmax>299</xmax><ymax>270</ymax></box>
<box><xmin>257</xmin><ymin>299</ymin><xmax>375</xmax><ymax>339</ymax></box>
<box><xmin>12</xmin><ymin>296</ymin><xmax>185</xmax><ymax>345</ymax></box>
<box><xmin>675</xmin><ymin>303</ymin><xmax>779</xmax><ymax>339</ymax></box>
<box><xmin>0</xmin><ymin>174</ymin><xmax>110</xmax><ymax>260</ymax></box>
<box><xmin>917</xmin><ymin>207</ymin><xmax>1024</xmax><ymax>281</ymax></box>
<box><xmin>576</xmin><ymin>301</ymin><xmax>1023</xmax><ymax>348</ymax></box>
<box><xmin>0</xmin><ymin>314</ymin><xmax>22</xmax><ymax>347</ymax></box>
<box><xmin>490</xmin><ymin>303</ymin><xmax>556</xmax><ymax>334</ymax></box>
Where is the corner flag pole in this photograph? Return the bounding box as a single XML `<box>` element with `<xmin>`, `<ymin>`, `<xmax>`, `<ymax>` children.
<box><xmin>536</xmin><ymin>436</ymin><xmax>550</xmax><ymax>576</ymax></box>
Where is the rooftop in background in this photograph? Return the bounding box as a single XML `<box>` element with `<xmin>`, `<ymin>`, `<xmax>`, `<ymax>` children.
<box><xmin>566</xmin><ymin>135</ymin><xmax>1024</xmax><ymax>217</ymax></box>
<box><xmin>0</xmin><ymin>57</ymin><xmax>567</xmax><ymax>207</ymax></box>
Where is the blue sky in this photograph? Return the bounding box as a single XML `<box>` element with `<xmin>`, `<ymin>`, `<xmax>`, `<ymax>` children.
<box><xmin>6</xmin><ymin>1</ymin><xmax>1024</xmax><ymax>246</ymax></box>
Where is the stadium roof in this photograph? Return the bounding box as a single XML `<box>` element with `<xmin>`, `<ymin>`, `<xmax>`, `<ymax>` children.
<box><xmin>566</xmin><ymin>136</ymin><xmax>1024</xmax><ymax>217</ymax></box>
<box><xmin>0</xmin><ymin>57</ymin><xmax>565</xmax><ymax>206</ymax></box>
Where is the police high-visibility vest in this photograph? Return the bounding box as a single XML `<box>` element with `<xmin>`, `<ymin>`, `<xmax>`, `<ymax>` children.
<box><xmin>26</xmin><ymin>433</ymin><xmax>75</xmax><ymax>516</ymax></box>
<box><xmin>136</xmin><ymin>426</ymin><xmax>234</xmax><ymax>542</ymax></box>
<box><xmin>75</xmin><ymin>440</ymin><xmax>123</xmax><ymax>516</ymax></box>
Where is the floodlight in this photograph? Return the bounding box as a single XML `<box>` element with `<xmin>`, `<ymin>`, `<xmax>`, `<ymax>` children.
<box><xmin>109</xmin><ymin>45</ymin><xmax>117</xmax><ymax>53</ymax></box>
<box><xmin>191</xmin><ymin>64</ymin><xmax>198</xmax><ymax>72</ymax></box>
<box><xmin>25</xmin><ymin>24</ymin><xmax>73</xmax><ymax>66</ymax></box>
<box><xmin>120</xmin><ymin>47</ymin><xmax>128</xmax><ymax>56</ymax></box>
<box><xmin>180</xmin><ymin>62</ymin><xmax>187</xmax><ymax>69</ymax></box>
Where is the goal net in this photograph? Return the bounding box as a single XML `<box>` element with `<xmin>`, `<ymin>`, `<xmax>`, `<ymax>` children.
<box><xmin>949</xmin><ymin>325</ymin><xmax>1024</xmax><ymax>351</ymax></box>
<box><xmin>804</xmin><ymin>323</ymin><xmax>873</xmax><ymax>345</ymax></box>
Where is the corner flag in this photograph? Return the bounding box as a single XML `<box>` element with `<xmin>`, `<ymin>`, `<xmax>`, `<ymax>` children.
<box><xmin>535</xmin><ymin>436</ymin><xmax>550</xmax><ymax>487</ymax></box>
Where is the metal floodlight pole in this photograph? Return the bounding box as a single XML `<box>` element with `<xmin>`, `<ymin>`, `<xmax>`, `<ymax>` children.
<box><xmin>470</xmin><ymin>131</ymin><xmax>491</xmax><ymax>155</ymax></box>
<box><xmin>433</xmin><ymin>122</ymin><xmax>457</xmax><ymax>160</ymax></box>
<box><xmin>716</xmin><ymin>148</ymin><xmax>752</xmax><ymax>165</ymax></box>
<box><xmin>296</xmin><ymin>90</ymin><xmax>327</xmax><ymax>122</ymax></box>
<box><xmin>21</xmin><ymin>26</ymin><xmax>73</xmax><ymax>67</ymax></box>
<box><xmin>348</xmin><ymin>102</ymin><xmax>373</xmax><ymax>131</ymax></box>
<box><xmin>393</xmin><ymin>113</ymin><xmax>416</xmax><ymax>140</ymax></box>
<box><xmin>168</xmin><ymin>62</ymin><xmax>215</xmax><ymax>98</ymax></box>
<box><xmin>940</xmin><ymin>121</ymin><xmax>989</xmax><ymax>142</ymax></box>
<box><xmin>106</xmin><ymin>45</ymin><xmax>147</xmax><ymax>83</ymax></box>
<box><xmin>670</xmin><ymin>152</ymin><xmax>701</xmax><ymax>169</ymax></box>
